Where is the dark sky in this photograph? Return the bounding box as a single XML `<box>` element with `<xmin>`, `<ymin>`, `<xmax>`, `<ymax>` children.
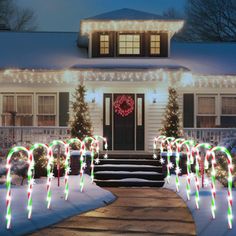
<box><xmin>17</xmin><ymin>0</ymin><xmax>186</xmax><ymax>31</ymax></box>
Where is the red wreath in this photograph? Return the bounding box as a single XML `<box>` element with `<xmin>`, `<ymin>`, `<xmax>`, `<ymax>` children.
<box><xmin>114</xmin><ymin>95</ymin><xmax>134</xmax><ymax>117</ymax></box>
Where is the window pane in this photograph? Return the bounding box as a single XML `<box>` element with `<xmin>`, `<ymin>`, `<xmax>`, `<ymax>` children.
<box><xmin>118</xmin><ymin>34</ymin><xmax>140</xmax><ymax>55</ymax></box>
<box><xmin>222</xmin><ymin>97</ymin><xmax>236</xmax><ymax>114</ymax></box>
<box><xmin>3</xmin><ymin>96</ymin><xmax>14</xmax><ymax>113</ymax></box>
<box><xmin>38</xmin><ymin>115</ymin><xmax>56</xmax><ymax>126</ymax></box>
<box><xmin>16</xmin><ymin>116</ymin><xmax>33</xmax><ymax>126</ymax></box>
<box><xmin>17</xmin><ymin>96</ymin><xmax>32</xmax><ymax>114</ymax></box>
<box><xmin>150</xmin><ymin>34</ymin><xmax>161</xmax><ymax>55</ymax></box>
<box><xmin>197</xmin><ymin>116</ymin><xmax>216</xmax><ymax>128</ymax></box>
<box><xmin>198</xmin><ymin>97</ymin><xmax>215</xmax><ymax>114</ymax></box>
<box><xmin>38</xmin><ymin>96</ymin><xmax>55</xmax><ymax>114</ymax></box>
<box><xmin>100</xmin><ymin>34</ymin><xmax>109</xmax><ymax>55</ymax></box>
<box><xmin>221</xmin><ymin>116</ymin><xmax>236</xmax><ymax>127</ymax></box>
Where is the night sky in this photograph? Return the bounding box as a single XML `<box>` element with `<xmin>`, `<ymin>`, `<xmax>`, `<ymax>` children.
<box><xmin>16</xmin><ymin>0</ymin><xmax>185</xmax><ymax>31</ymax></box>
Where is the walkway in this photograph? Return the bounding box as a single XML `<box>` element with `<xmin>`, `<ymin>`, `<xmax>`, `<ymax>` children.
<box><xmin>30</xmin><ymin>188</ymin><xmax>196</xmax><ymax>236</ymax></box>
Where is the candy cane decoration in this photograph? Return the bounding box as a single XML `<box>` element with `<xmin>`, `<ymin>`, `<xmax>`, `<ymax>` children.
<box><xmin>5</xmin><ymin>146</ymin><xmax>30</xmax><ymax>229</ymax></box>
<box><xmin>93</xmin><ymin>135</ymin><xmax>108</xmax><ymax>160</ymax></box>
<box><xmin>205</xmin><ymin>146</ymin><xmax>233</xmax><ymax>229</ymax></box>
<box><xmin>192</xmin><ymin>143</ymin><xmax>212</xmax><ymax>209</ymax></box>
<box><xmin>48</xmin><ymin>140</ymin><xmax>70</xmax><ymax>207</ymax></box>
<box><xmin>28</xmin><ymin>143</ymin><xmax>50</xmax><ymax>219</ymax></box>
<box><xmin>153</xmin><ymin>135</ymin><xmax>166</xmax><ymax>159</ymax></box>
<box><xmin>178</xmin><ymin>140</ymin><xmax>195</xmax><ymax>200</ymax></box>
<box><xmin>161</xmin><ymin>137</ymin><xmax>175</xmax><ymax>183</ymax></box>
<box><xmin>82</xmin><ymin>137</ymin><xmax>97</xmax><ymax>184</ymax></box>
<box><xmin>171</xmin><ymin>138</ymin><xmax>185</xmax><ymax>192</ymax></box>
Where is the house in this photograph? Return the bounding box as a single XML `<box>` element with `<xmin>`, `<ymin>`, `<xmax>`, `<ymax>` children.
<box><xmin>0</xmin><ymin>8</ymin><xmax>236</xmax><ymax>152</ymax></box>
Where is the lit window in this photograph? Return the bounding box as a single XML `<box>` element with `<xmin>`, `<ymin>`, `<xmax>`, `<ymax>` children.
<box><xmin>197</xmin><ymin>96</ymin><xmax>216</xmax><ymax>128</ymax></box>
<box><xmin>2</xmin><ymin>94</ymin><xmax>33</xmax><ymax>126</ymax></box>
<box><xmin>150</xmin><ymin>34</ymin><xmax>161</xmax><ymax>55</ymax></box>
<box><xmin>221</xmin><ymin>96</ymin><xmax>236</xmax><ymax>127</ymax></box>
<box><xmin>38</xmin><ymin>95</ymin><xmax>56</xmax><ymax>126</ymax></box>
<box><xmin>119</xmin><ymin>34</ymin><xmax>140</xmax><ymax>55</ymax></box>
<box><xmin>100</xmin><ymin>34</ymin><xmax>109</xmax><ymax>55</ymax></box>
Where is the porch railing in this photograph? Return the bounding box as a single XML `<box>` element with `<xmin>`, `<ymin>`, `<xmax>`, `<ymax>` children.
<box><xmin>0</xmin><ymin>126</ymin><xmax>70</xmax><ymax>150</ymax></box>
<box><xmin>183</xmin><ymin>128</ymin><xmax>236</xmax><ymax>145</ymax></box>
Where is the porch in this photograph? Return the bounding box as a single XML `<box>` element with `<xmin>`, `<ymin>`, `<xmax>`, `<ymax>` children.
<box><xmin>0</xmin><ymin>126</ymin><xmax>235</xmax><ymax>151</ymax></box>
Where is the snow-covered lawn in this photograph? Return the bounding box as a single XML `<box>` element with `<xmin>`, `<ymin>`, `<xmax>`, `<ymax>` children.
<box><xmin>0</xmin><ymin>175</ymin><xmax>116</xmax><ymax>236</ymax></box>
<box><xmin>164</xmin><ymin>175</ymin><xmax>235</xmax><ymax>236</ymax></box>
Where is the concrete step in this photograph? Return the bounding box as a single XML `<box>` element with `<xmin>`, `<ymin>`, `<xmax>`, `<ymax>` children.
<box><xmin>95</xmin><ymin>171</ymin><xmax>164</xmax><ymax>181</ymax></box>
<box><xmin>94</xmin><ymin>164</ymin><xmax>162</xmax><ymax>172</ymax></box>
<box><xmin>95</xmin><ymin>179</ymin><xmax>165</xmax><ymax>187</ymax></box>
<box><xmin>99</xmin><ymin>159</ymin><xmax>159</xmax><ymax>166</ymax></box>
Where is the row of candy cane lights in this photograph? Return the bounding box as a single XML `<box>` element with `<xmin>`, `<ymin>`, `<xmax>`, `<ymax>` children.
<box><xmin>153</xmin><ymin>136</ymin><xmax>233</xmax><ymax>230</ymax></box>
<box><xmin>5</xmin><ymin>135</ymin><xmax>108</xmax><ymax>230</ymax></box>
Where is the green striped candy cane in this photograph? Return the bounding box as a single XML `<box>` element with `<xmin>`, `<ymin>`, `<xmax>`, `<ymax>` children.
<box><xmin>28</xmin><ymin>143</ymin><xmax>50</xmax><ymax>219</ymax></box>
<box><xmin>48</xmin><ymin>140</ymin><xmax>70</xmax><ymax>207</ymax></box>
<box><xmin>192</xmin><ymin>143</ymin><xmax>211</xmax><ymax>209</ymax></box>
<box><xmin>205</xmin><ymin>146</ymin><xmax>233</xmax><ymax>229</ymax></box>
<box><xmin>65</xmin><ymin>138</ymin><xmax>85</xmax><ymax>193</ymax></box>
<box><xmin>93</xmin><ymin>135</ymin><xmax>108</xmax><ymax>160</ymax></box>
<box><xmin>153</xmin><ymin>135</ymin><xmax>166</xmax><ymax>159</ymax></box>
<box><xmin>5</xmin><ymin>146</ymin><xmax>30</xmax><ymax>229</ymax></box>
<box><xmin>171</xmin><ymin>138</ymin><xmax>185</xmax><ymax>192</ymax></box>
<box><xmin>161</xmin><ymin>137</ymin><xmax>175</xmax><ymax>183</ymax></box>
<box><xmin>178</xmin><ymin>140</ymin><xmax>195</xmax><ymax>200</ymax></box>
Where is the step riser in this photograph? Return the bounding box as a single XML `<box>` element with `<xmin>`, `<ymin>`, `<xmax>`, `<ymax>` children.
<box><xmin>94</xmin><ymin>167</ymin><xmax>162</xmax><ymax>172</ymax></box>
<box><xmin>95</xmin><ymin>181</ymin><xmax>165</xmax><ymax>187</ymax></box>
<box><xmin>95</xmin><ymin>173</ymin><xmax>165</xmax><ymax>181</ymax></box>
<box><xmin>99</xmin><ymin>160</ymin><xmax>158</xmax><ymax>165</ymax></box>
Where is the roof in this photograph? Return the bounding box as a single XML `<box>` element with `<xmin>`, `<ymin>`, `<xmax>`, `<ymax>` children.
<box><xmin>0</xmin><ymin>31</ymin><xmax>236</xmax><ymax>75</ymax></box>
<box><xmin>85</xmin><ymin>8</ymin><xmax>176</xmax><ymax>21</ymax></box>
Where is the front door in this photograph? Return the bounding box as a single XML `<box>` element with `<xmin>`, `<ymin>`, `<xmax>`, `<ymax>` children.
<box><xmin>103</xmin><ymin>93</ymin><xmax>145</xmax><ymax>151</ymax></box>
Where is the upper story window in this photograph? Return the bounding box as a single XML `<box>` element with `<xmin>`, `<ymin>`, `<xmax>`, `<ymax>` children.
<box><xmin>118</xmin><ymin>34</ymin><xmax>140</xmax><ymax>55</ymax></box>
<box><xmin>150</xmin><ymin>34</ymin><xmax>161</xmax><ymax>55</ymax></box>
<box><xmin>100</xmin><ymin>34</ymin><xmax>109</xmax><ymax>55</ymax></box>
<box><xmin>221</xmin><ymin>96</ymin><xmax>236</xmax><ymax>127</ymax></box>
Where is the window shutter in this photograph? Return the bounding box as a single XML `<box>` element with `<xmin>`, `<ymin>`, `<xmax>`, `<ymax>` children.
<box><xmin>183</xmin><ymin>94</ymin><xmax>194</xmax><ymax>128</ymax></box>
<box><xmin>59</xmin><ymin>92</ymin><xmax>69</xmax><ymax>127</ymax></box>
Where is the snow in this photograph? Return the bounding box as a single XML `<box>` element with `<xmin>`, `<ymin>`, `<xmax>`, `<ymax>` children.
<box><xmin>164</xmin><ymin>175</ymin><xmax>236</xmax><ymax>236</ymax></box>
<box><xmin>85</xmin><ymin>8</ymin><xmax>171</xmax><ymax>20</ymax></box>
<box><xmin>0</xmin><ymin>175</ymin><xmax>115</xmax><ymax>236</ymax></box>
<box><xmin>0</xmin><ymin>31</ymin><xmax>236</xmax><ymax>75</ymax></box>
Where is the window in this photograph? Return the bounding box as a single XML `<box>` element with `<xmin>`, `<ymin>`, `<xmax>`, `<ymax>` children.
<box><xmin>100</xmin><ymin>34</ymin><xmax>109</xmax><ymax>55</ymax></box>
<box><xmin>150</xmin><ymin>34</ymin><xmax>161</xmax><ymax>55</ymax></box>
<box><xmin>197</xmin><ymin>96</ymin><xmax>216</xmax><ymax>128</ymax></box>
<box><xmin>38</xmin><ymin>95</ymin><xmax>56</xmax><ymax>126</ymax></box>
<box><xmin>2</xmin><ymin>94</ymin><xmax>33</xmax><ymax>126</ymax></box>
<box><xmin>221</xmin><ymin>96</ymin><xmax>236</xmax><ymax>127</ymax></box>
<box><xmin>119</xmin><ymin>34</ymin><xmax>140</xmax><ymax>55</ymax></box>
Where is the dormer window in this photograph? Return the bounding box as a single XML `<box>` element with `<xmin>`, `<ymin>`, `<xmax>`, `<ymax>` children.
<box><xmin>150</xmin><ymin>34</ymin><xmax>161</xmax><ymax>55</ymax></box>
<box><xmin>119</xmin><ymin>34</ymin><xmax>140</xmax><ymax>55</ymax></box>
<box><xmin>100</xmin><ymin>34</ymin><xmax>109</xmax><ymax>55</ymax></box>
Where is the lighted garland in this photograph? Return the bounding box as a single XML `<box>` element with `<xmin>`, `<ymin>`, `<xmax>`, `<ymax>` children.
<box><xmin>192</xmin><ymin>143</ymin><xmax>212</xmax><ymax>209</ymax></box>
<box><xmin>171</xmin><ymin>138</ymin><xmax>185</xmax><ymax>192</ymax></box>
<box><xmin>5</xmin><ymin>146</ymin><xmax>30</xmax><ymax>229</ymax></box>
<box><xmin>205</xmin><ymin>146</ymin><xmax>233</xmax><ymax>229</ymax></box>
<box><xmin>114</xmin><ymin>95</ymin><xmax>134</xmax><ymax>117</ymax></box>
<box><xmin>178</xmin><ymin>140</ymin><xmax>195</xmax><ymax>200</ymax></box>
<box><xmin>161</xmin><ymin>137</ymin><xmax>175</xmax><ymax>183</ymax></box>
<box><xmin>153</xmin><ymin>135</ymin><xmax>166</xmax><ymax>159</ymax></box>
